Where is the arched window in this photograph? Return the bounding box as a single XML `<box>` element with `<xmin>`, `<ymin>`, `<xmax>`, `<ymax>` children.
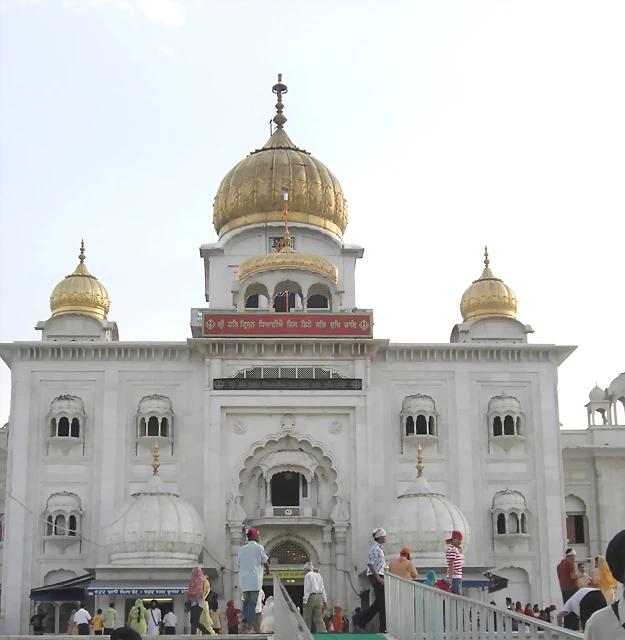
<box><xmin>70</xmin><ymin>418</ymin><xmax>80</xmax><ymax>438</ymax></box>
<box><xmin>493</xmin><ymin>416</ymin><xmax>503</xmax><ymax>437</ymax></box>
<box><xmin>46</xmin><ymin>515</ymin><xmax>54</xmax><ymax>536</ymax></box>
<box><xmin>496</xmin><ymin>513</ymin><xmax>506</xmax><ymax>534</ymax></box>
<box><xmin>508</xmin><ymin>512</ymin><xmax>519</xmax><ymax>534</ymax></box>
<box><xmin>428</xmin><ymin>416</ymin><xmax>436</xmax><ymax>435</ymax></box>
<box><xmin>406</xmin><ymin>416</ymin><xmax>415</xmax><ymax>435</ymax></box>
<box><xmin>516</xmin><ymin>416</ymin><xmax>521</xmax><ymax>435</ymax></box>
<box><xmin>270</xmin><ymin>472</ymin><xmax>301</xmax><ymax>507</ymax></box>
<box><xmin>274</xmin><ymin>291</ymin><xmax>298</xmax><ymax>313</ymax></box>
<box><xmin>504</xmin><ymin>415</ymin><xmax>515</xmax><ymax>435</ymax></box>
<box><xmin>161</xmin><ymin>417</ymin><xmax>169</xmax><ymax>437</ymax></box>
<box><xmin>57</xmin><ymin>417</ymin><xmax>70</xmax><ymax>438</ymax></box>
<box><xmin>54</xmin><ymin>514</ymin><xmax>66</xmax><ymax>536</ymax></box>
<box><xmin>416</xmin><ymin>415</ymin><xmax>427</xmax><ymax>435</ymax></box>
<box><xmin>308</xmin><ymin>294</ymin><xmax>329</xmax><ymax>310</ymax></box>
<box><xmin>139</xmin><ymin>417</ymin><xmax>147</xmax><ymax>437</ymax></box>
<box><xmin>50</xmin><ymin>418</ymin><xmax>57</xmax><ymax>437</ymax></box>
<box><xmin>68</xmin><ymin>515</ymin><xmax>77</xmax><ymax>536</ymax></box>
<box><xmin>269</xmin><ymin>541</ymin><xmax>310</xmax><ymax>565</ymax></box>
<box><xmin>147</xmin><ymin>416</ymin><xmax>159</xmax><ymax>436</ymax></box>
<box><xmin>245</xmin><ymin>294</ymin><xmax>260</xmax><ymax>309</ymax></box>
<box><xmin>521</xmin><ymin>513</ymin><xmax>528</xmax><ymax>533</ymax></box>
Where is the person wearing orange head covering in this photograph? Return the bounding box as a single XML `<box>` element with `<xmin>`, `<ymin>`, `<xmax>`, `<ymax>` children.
<box><xmin>388</xmin><ymin>547</ymin><xmax>418</xmax><ymax>580</ymax></box>
<box><xmin>330</xmin><ymin>607</ymin><xmax>343</xmax><ymax>633</ymax></box>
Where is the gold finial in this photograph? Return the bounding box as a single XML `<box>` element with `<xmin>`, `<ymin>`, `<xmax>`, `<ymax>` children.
<box><xmin>416</xmin><ymin>445</ymin><xmax>424</xmax><ymax>477</ymax></box>
<box><xmin>484</xmin><ymin>245</ymin><xmax>490</xmax><ymax>269</ymax></box>
<box><xmin>152</xmin><ymin>442</ymin><xmax>160</xmax><ymax>476</ymax></box>
<box><xmin>79</xmin><ymin>239</ymin><xmax>86</xmax><ymax>264</ymax></box>
<box><xmin>272</xmin><ymin>73</ymin><xmax>288</xmax><ymax>130</ymax></box>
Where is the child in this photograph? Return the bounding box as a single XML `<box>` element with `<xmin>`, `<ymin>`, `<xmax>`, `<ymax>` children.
<box><xmin>92</xmin><ymin>609</ymin><xmax>104</xmax><ymax>635</ymax></box>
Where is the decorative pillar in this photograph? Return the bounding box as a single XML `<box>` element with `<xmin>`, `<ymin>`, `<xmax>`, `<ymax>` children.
<box><xmin>334</xmin><ymin>525</ymin><xmax>349</xmax><ymax>610</ymax></box>
<box><xmin>227</xmin><ymin>524</ymin><xmax>245</xmax><ymax>604</ymax></box>
<box><xmin>321</xmin><ymin>525</ymin><xmax>334</xmax><ymax>600</ymax></box>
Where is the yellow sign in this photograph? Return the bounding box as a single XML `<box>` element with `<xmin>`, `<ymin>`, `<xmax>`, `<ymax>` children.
<box><xmin>264</xmin><ymin>569</ymin><xmax>305</xmax><ymax>580</ymax></box>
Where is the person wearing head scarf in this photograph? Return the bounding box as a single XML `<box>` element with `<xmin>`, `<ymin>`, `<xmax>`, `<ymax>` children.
<box><xmin>225</xmin><ymin>600</ymin><xmax>241</xmax><ymax>635</ymax></box>
<box><xmin>387</xmin><ymin>547</ymin><xmax>418</xmax><ymax>581</ymax></box>
<box><xmin>127</xmin><ymin>599</ymin><xmax>147</xmax><ymax>636</ymax></box>
<box><xmin>330</xmin><ymin>606</ymin><xmax>342</xmax><ymax>633</ymax></box>
<box><xmin>352</xmin><ymin>527</ymin><xmax>388</xmax><ymax>634</ymax></box>
<box><xmin>188</xmin><ymin>567</ymin><xmax>211</xmax><ymax>634</ymax></box>
<box><xmin>424</xmin><ymin>570</ymin><xmax>437</xmax><ymax>587</ymax></box>
<box><xmin>592</xmin><ymin>555</ymin><xmax>618</xmax><ymax>605</ymax></box>
<box><xmin>260</xmin><ymin>596</ymin><xmax>274</xmax><ymax>634</ymax></box>
<box><xmin>68</xmin><ymin>610</ymin><xmax>79</xmax><ymax>635</ymax></box>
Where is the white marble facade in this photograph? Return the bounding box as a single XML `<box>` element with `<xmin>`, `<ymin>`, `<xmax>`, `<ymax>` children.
<box><xmin>1</xmin><ymin>89</ymin><xmax>624</xmax><ymax>634</ymax></box>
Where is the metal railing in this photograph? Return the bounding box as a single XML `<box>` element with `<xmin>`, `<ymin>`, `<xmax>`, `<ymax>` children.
<box><xmin>273</xmin><ymin>572</ymin><xmax>315</xmax><ymax>640</ymax></box>
<box><xmin>385</xmin><ymin>573</ymin><xmax>584</xmax><ymax>640</ymax></box>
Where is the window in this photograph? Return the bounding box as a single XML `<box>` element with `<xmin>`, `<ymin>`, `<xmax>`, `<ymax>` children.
<box><xmin>508</xmin><ymin>512</ymin><xmax>519</xmax><ymax>534</ymax></box>
<box><xmin>245</xmin><ymin>294</ymin><xmax>259</xmax><ymax>309</ymax></box>
<box><xmin>301</xmin><ymin>477</ymin><xmax>308</xmax><ymax>499</ymax></box>
<box><xmin>566</xmin><ymin>514</ymin><xmax>586</xmax><ymax>544</ymax></box>
<box><xmin>308</xmin><ymin>294</ymin><xmax>329</xmax><ymax>309</ymax></box>
<box><xmin>416</xmin><ymin>415</ymin><xmax>427</xmax><ymax>435</ymax></box>
<box><xmin>147</xmin><ymin>416</ymin><xmax>159</xmax><ymax>436</ymax></box>
<box><xmin>54</xmin><ymin>514</ymin><xmax>66</xmax><ymax>535</ymax></box>
<box><xmin>271</xmin><ymin>472</ymin><xmax>300</xmax><ymax>506</ymax></box>
<box><xmin>232</xmin><ymin>366</ymin><xmax>345</xmax><ymax>380</ymax></box>
<box><xmin>268</xmin><ymin>541</ymin><xmax>309</xmax><ymax>565</ymax></box>
<box><xmin>273</xmin><ymin>291</ymin><xmax>298</xmax><ymax>313</ymax></box>
<box><xmin>406</xmin><ymin>416</ymin><xmax>415</xmax><ymax>436</ymax></box>
<box><xmin>428</xmin><ymin>416</ymin><xmax>435</xmax><ymax>435</ymax></box>
<box><xmin>521</xmin><ymin>513</ymin><xmax>528</xmax><ymax>533</ymax></box>
<box><xmin>68</xmin><ymin>515</ymin><xmax>77</xmax><ymax>536</ymax></box>
<box><xmin>504</xmin><ymin>415</ymin><xmax>515</xmax><ymax>435</ymax></box>
<box><xmin>58</xmin><ymin>417</ymin><xmax>70</xmax><ymax>438</ymax></box>
<box><xmin>70</xmin><ymin>418</ymin><xmax>80</xmax><ymax>438</ymax></box>
<box><xmin>46</xmin><ymin>515</ymin><xmax>54</xmax><ymax>536</ymax></box>
<box><xmin>493</xmin><ymin>417</ymin><xmax>503</xmax><ymax>437</ymax></box>
<box><xmin>497</xmin><ymin>513</ymin><xmax>506</xmax><ymax>534</ymax></box>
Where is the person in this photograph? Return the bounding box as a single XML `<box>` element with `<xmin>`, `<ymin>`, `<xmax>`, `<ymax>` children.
<box><xmin>30</xmin><ymin>607</ymin><xmax>45</xmax><ymax>635</ymax></box>
<box><xmin>578</xmin><ymin>563</ymin><xmax>593</xmax><ymax>589</ymax></box>
<box><xmin>163</xmin><ymin>609</ymin><xmax>177</xmax><ymax>635</ymax></box>
<box><xmin>74</xmin><ymin>605</ymin><xmax>92</xmax><ymax>636</ymax></box>
<box><xmin>146</xmin><ymin>600</ymin><xmax>161</xmax><ymax>636</ymax></box>
<box><xmin>68</xmin><ymin>610</ymin><xmax>79</xmax><ymax>635</ymax></box>
<box><xmin>592</xmin><ymin>555</ymin><xmax>618</xmax><ymax>605</ymax></box>
<box><xmin>225</xmin><ymin>600</ymin><xmax>240</xmax><ymax>635</ymax></box>
<box><xmin>252</xmin><ymin>589</ymin><xmax>265</xmax><ymax>633</ymax></box>
<box><xmin>557</xmin><ymin>547</ymin><xmax>580</xmax><ymax>629</ymax></box>
<box><xmin>556</xmin><ymin>587</ymin><xmax>607</xmax><ymax>630</ymax></box>
<box><xmin>352</xmin><ymin>527</ymin><xmax>387</xmax><ymax>633</ymax></box>
<box><xmin>523</xmin><ymin>603</ymin><xmax>535</xmax><ymax>618</ymax></box>
<box><xmin>303</xmin><ymin>562</ymin><xmax>327</xmax><ymax>633</ymax></box>
<box><xmin>102</xmin><ymin>603</ymin><xmax>117</xmax><ymax>635</ymax></box>
<box><xmin>533</xmin><ymin>604</ymin><xmax>541</xmax><ymax>616</ymax></box>
<box><xmin>445</xmin><ymin>530</ymin><xmax>464</xmax><ymax>595</ymax></box>
<box><xmin>424</xmin><ymin>570</ymin><xmax>437</xmax><ymax>587</ymax></box>
<box><xmin>515</xmin><ymin>601</ymin><xmax>524</xmax><ymax>615</ymax></box>
<box><xmin>128</xmin><ymin>599</ymin><xmax>147</xmax><ymax>636</ymax></box>
<box><xmin>330</xmin><ymin>606</ymin><xmax>343</xmax><ymax>633</ymax></box>
<box><xmin>188</xmin><ymin>566</ymin><xmax>211</xmax><ymax>634</ymax></box>
<box><xmin>260</xmin><ymin>596</ymin><xmax>274</xmax><ymax>634</ymax></box>
<box><xmin>388</xmin><ymin>547</ymin><xmax>418</xmax><ymax>580</ymax></box>
<box><xmin>209</xmin><ymin>596</ymin><xmax>223</xmax><ymax>634</ymax></box>
<box><xmin>584</xmin><ymin>529</ymin><xmax>625</xmax><ymax>639</ymax></box>
<box><xmin>505</xmin><ymin>597</ymin><xmax>513</xmax><ymax>611</ymax></box>
<box><xmin>110</xmin><ymin>628</ymin><xmax>142</xmax><ymax>640</ymax></box>
<box><xmin>93</xmin><ymin>609</ymin><xmax>104</xmax><ymax>635</ymax></box>
<box><xmin>237</xmin><ymin>527</ymin><xmax>269</xmax><ymax>633</ymax></box>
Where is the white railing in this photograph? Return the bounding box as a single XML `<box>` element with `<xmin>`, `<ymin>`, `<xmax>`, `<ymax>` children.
<box><xmin>385</xmin><ymin>573</ymin><xmax>584</xmax><ymax>640</ymax></box>
<box><xmin>273</xmin><ymin>572</ymin><xmax>315</xmax><ymax>640</ymax></box>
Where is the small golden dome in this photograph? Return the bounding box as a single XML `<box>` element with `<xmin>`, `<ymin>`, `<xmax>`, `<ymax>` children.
<box><xmin>50</xmin><ymin>241</ymin><xmax>110</xmax><ymax>320</ymax></box>
<box><xmin>213</xmin><ymin>75</ymin><xmax>348</xmax><ymax>239</ymax></box>
<box><xmin>460</xmin><ymin>247</ymin><xmax>518</xmax><ymax>321</ymax></box>
<box><xmin>239</xmin><ymin>238</ymin><xmax>338</xmax><ymax>284</ymax></box>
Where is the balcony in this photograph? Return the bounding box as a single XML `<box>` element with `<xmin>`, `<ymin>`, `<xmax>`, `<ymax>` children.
<box><xmin>249</xmin><ymin>505</ymin><xmax>327</xmax><ymax>527</ymax></box>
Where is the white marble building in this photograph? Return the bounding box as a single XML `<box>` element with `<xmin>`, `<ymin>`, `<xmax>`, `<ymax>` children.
<box><xmin>0</xmin><ymin>77</ymin><xmax>624</xmax><ymax>634</ymax></box>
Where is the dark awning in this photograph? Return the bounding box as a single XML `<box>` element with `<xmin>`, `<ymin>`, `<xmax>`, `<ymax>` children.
<box><xmin>30</xmin><ymin>572</ymin><xmax>93</xmax><ymax>601</ymax></box>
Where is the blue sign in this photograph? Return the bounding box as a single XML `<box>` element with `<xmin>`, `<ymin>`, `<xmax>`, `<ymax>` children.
<box><xmin>87</xmin><ymin>588</ymin><xmax>187</xmax><ymax>596</ymax></box>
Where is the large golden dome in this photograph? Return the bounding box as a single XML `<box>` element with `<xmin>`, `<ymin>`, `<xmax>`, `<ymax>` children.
<box><xmin>213</xmin><ymin>76</ymin><xmax>348</xmax><ymax>239</ymax></box>
<box><xmin>239</xmin><ymin>240</ymin><xmax>338</xmax><ymax>284</ymax></box>
<box><xmin>460</xmin><ymin>247</ymin><xmax>518</xmax><ymax>321</ymax></box>
<box><xmin>50</xmin><ymin>241</ymin><xmax>110</xmax><ymax>320</ymax></box>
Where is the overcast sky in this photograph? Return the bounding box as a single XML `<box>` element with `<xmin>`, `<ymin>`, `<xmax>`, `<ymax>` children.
<box><xmin>0</xmin><ymin>0</ymin><xmax>623</xmax><ymax>429</ymax></box>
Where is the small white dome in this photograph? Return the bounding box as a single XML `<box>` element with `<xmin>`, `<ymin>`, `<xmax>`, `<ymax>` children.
<box><xmin>492</xmin><ymin>489</ymin><xmax>527</xmax><ymax>512</ymax></box>
<box><xmin>402</xmin><ymin>394</ymin><xmax>436</xmax><ymax>413</ymax></box>
<box><xmin>50</xmin><ymin>395</ymin><xmax>85</xmax><ymax>414</ymax></box>
<box><xmin>46</xmin><ymin>492</ymin><xmax>82</xmax><ymax>513</ymax></box>
<box><xmin>589</xmin><ymin>385</ymin><xmax>606</xmax><ymax>402</ymax></box>
<box><xmin>108</xmin><ymin>475</ymin><xmax>204</xmax><ymax>566</ymax></box>
<box><xmin>488</xmin><ymin>395</ymin><xmax>521</xmax><ymax>414</ymax></box>
<box><xmin>137</xmin><ymin>395</ymin><xmax>173</xmax><ymax>414</ymax></box>
<box><xmin>386</xmin><ymin>474</ymin><xmax>470</xmax><ymax>563</ymax></box>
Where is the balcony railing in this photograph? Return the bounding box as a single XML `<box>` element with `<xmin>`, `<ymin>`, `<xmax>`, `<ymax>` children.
<box><xmin>385</xmin><ymin>573</ymin><xmax>584</xmax><ymax>640</ymax></box>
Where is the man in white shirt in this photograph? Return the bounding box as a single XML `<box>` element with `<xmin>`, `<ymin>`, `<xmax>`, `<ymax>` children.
<box><xmin>146</xmin><ymin>600</ymin><xmax>162</xmax><ymax>636</ymax></box>
<box><xmin>585</xmin><ymin>529</ymin><xmax>625</xmax><ymax>639</ymax></box>
<box><xmin>303</xmin><ymin>562</ymin><xmax>327</xmax><ymax>634</ymax></box>
<box><xmin>252</xmin><ymin>589</ymin><xmax>266</xmax><ymax>633</ymax></box>
<box><xmin>73</xmin><ymin>605</ymin><xmax>92</xmax><ymax>635</ymax></box>
<box><xmin>353</xmin><ymin>527</ymin><xmax>388</xmax><ymax>633</ymax></box>
<box><xmin>162</xmin><ymin>610</ymin><xmax>177</xmax><ymax>635</ymax></box>
<box><xmin>238</xmin><ymin>527</ymin><xmax>270</xmax><ymax>633</ymax></box>
<box><xmin>556</xmin><ymin>588</ymin><xmax>606</xmax><ymax>630</ymax></box>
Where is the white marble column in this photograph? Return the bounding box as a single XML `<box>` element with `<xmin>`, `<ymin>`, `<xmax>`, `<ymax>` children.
<box><xmin>228</xmin><ymin>524</ymin><xmax>244</xmax><ymax>604</ymax></box>
<box><xmin>334</xmin><ymin>524</ymin><xmax>349</xmax><ymax>610</ymax></box>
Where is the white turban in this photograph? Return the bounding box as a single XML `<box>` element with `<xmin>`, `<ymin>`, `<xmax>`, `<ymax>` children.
<box><xmin>373</xmin><ymin>527</ymin><xmax>387</xmax><ymax>539</ymax></box>
<box><xmin>303</xmin><ymin>562</ymin><xmax>314</xmax><ymax>571</ymax></box>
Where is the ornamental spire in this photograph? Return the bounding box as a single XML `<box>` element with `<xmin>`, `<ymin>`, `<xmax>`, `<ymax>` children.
<box><xmin>417</xmin><ymin>445</ymin><xmax>424</xmax><ymax>478</ymax></box>
<box><xmin>79</xmin><ymin>239</ymin><xmax>86</xmax><ymax>264</ymax></box>
<box><xmin>152</xmin><ymin>442</ymin><xmax>160</xmax><ymax>476</ymax></box>
<box><xmin>272</xmin><ymin>73</ymin><xmax>288</xmax><ymax>130</ymax></box>
<box><xmin>484</xmin><ymin>245</ymin><xmax>490</xmax><ymax>269</ymax></box>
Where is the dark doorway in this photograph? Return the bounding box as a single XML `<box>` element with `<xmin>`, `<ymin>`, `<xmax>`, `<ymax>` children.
<box><xmin>274</xmin><ymin>292</ymin><xmax>296</xmax><ymax>313</ymax></box>
<box><xmin>271</xmin><ymin>472</ymin><xmax>300</xmax><ymax>506</ymax></box>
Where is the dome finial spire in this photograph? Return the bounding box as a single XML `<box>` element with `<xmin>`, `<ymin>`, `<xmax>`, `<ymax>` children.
<box><xmin>152</xmin><ymin>442</ymin><xmax>160</xmax><ymax>476</ymax></box>
<box><xmin>416</xmin><ymin>444</ymin><xmax>425</xmax><ymax>477</ymax></box>
<box><xmin>79</xmin><ymin>239</ymin><xmax>86</xmax><ymax>264</ymax></box>
<box><xmin>484</xmin><ymin>245</ymin><xmax>490</xmax><ymax>269</ymax></box>
<box><xmin>272</xmin><ymin>73</ymin><xmax>288</xmax><ymax>130</ymax></box>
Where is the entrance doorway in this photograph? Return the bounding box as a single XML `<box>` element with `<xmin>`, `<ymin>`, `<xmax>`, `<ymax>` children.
<box><xmin>262</xmin><ymin>584</ymin><xmax>305</xmax><ymax>613</ymax></box>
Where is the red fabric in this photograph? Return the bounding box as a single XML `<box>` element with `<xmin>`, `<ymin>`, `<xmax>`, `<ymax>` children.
<box><xmin>434</xmin><ymin>580</ymin><xmax>451</xmax><ymax>592</ymax></box>
<box><xmin>557</xmin><ymin>558</ymin><xmax>578</xmax><ymax>591</ymax></box>
<box><xmin>226</xmin><ymin>606</ymin><xmax>240</xmax><ymax>627</ymax></box>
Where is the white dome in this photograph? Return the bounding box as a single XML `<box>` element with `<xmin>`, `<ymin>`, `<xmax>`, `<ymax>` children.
<box><xmin>50</xmin><ymin>395</ymin><xmax>85</xmax><ymax>415</ymax></box>
<box><xmin>488</xmin><ymin>395</ymin><xmax>521</xmax><ymax>414</ymax></box>
<box><xmin>107</xmin><ymin>474</ymin><xmax>204</xmax><ymax>566</ymax></box>
<box><xmin>492</xmin><ymin>489</ymin><xmax>527</xmax><ymax>512</ymax></box>
<box><xmin>138</xmin><ymin>395</ymin><xmax>173</xmax><ymax>414</ymax></box>
<box><xmin>402</xmin><ymin>394</ymin><xmax>436</xmax><ymax>413</ymax></box>
<box><xmin>589</xmin><ymin>385</ymin><xmax>607</xmax><ymax>402</ymax></box>
<box><xmin>385</xmin><ymin>474</ymin><xmax>470</xmax><ymax>564</ymax></box>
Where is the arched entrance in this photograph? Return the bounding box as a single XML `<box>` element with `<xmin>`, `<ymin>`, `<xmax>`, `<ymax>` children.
<box><xmin>265</xmin><ymin>540</ymin><xmax>312</xmax><ymax>611</ymax></box>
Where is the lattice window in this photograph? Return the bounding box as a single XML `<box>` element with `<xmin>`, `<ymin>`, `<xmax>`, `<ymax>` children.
<box><xmin>269</xmin><ymin>541</ymin><xmax>309</xmax><ymax>565</ymax></box>
<box><xmin>231</xmin><ymin>366</ymin><xmax>345</xmax><ymax>380</ymax></box>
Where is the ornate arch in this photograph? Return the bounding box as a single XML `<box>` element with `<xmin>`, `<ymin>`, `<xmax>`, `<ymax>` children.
<box><xmin>264</xmin><ymin>532</ymin><xmax>320</xmax><ymax>566</ymax></box>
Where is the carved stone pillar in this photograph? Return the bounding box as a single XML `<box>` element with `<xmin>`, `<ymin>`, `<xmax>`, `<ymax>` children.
<box><xmin>334</xmin><ymin>524</ymin><xmax>349</xmax><ymax>610</ymax></box>
<box><xmin>321</xmin><ymin>524</ymin><xmax>333</xmax><ymax>600</ymax></box>
<box><xmin>228</xmin><ymin>524</ymin><xmax>244</xmax><ymax>603</ymax></box>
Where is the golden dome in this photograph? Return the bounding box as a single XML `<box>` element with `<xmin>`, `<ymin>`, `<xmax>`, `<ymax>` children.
<box><xmin>50</xmin><ymin>241</ymin><xmax>110</xmax><ymax>320</ymax></box>
<box><xmin>213</xmin><ymin>75</ymin><xmax>348</xmax><ymax>239</ymax></box>
<box><xmin>460</xmin><ymin>247</ymin><xmax>518</xmax><ymax>321</ymax></box>
<box><xmin>239</xmin><ymin>238</ymin><xmax>338</xmax><ymax>284</ymax></box>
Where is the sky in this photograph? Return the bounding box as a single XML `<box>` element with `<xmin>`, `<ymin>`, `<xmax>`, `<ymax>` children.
<box><xmin>0</xmin><ymin>0</ymin><xmax>623</xmax><ymax>429</ymax></box>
